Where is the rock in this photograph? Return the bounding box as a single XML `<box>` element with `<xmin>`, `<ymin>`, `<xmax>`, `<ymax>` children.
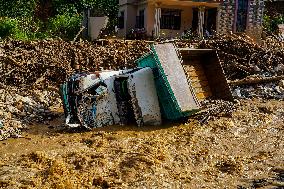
<box><xmin>275</xmin><ymin>86</ymin><xmax>283</xmax><ymax>94</ymax></box>
<box><xmin>15</xmin><ymin>101</ymin><xmax>24</xmax><ymax>111</ymax></box>
<box><xmin>253</xmin><ymin>65</ymin><xmax>261</xmax><ymax>72</ymax></box>
<box><xmin>233</xmin><ymin>88</ymin><xmax>242</xmax><ymax>98</ymax></box>
<box><xmin>279</xmin><ymin>80</ymin><xmax>284</xmax><ymax>88</ymax></box>
<box><xmin>274</xmin><ymin>64</ymin><xmax>284</xmax><ymax>72</ymax></box>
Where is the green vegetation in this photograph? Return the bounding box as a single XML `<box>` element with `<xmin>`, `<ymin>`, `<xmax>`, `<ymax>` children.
<box><xmin>48</xmin><ymin>14</ymin><xmax>82</xmax><ymax>40</ymax></box>
<box><xmin>263</xmin><ymin>1</ymin><xmax>284</xmax><ymax>35</ymax></box>
<box><xmin>0</xmin><ymin>0</ymin><xmax>118</xmax><ymax>40</ymax></box>
<box><xmin>263</xmin><ymin>14</ymin><xmax>284</xmax><ymax>34</ymax></box>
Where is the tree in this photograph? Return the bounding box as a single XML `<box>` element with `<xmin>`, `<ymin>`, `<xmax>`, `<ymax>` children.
<box><xmin>0</xmin><ymin>0</ymin><xmax>119</xmax><ymax>40</ymax></box>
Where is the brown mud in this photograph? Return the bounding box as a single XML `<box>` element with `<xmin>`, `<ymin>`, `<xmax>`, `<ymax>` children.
<box><xmin>0</xmin><ymin>99</ymin><xmax>283</xmax><ymax>189</ymax></box>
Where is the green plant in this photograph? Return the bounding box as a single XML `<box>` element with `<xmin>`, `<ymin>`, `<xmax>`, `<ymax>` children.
<box><xmin>263</xmin><ymin>14</ymin><xmax>284</xmax><ymax>34</ymax></box>
<box><xmin>0</xmin><ymin>18</ymin><xmax>20</xmax><ymax>39</ymax></box>
<box><xmin>0</xmin><ymin>0</ymin><xmax>37</xmax><ymax>18</ymax></box>
<box><xmin>48</xmin><ymin>14</ymin><xmax>82</xmax><ymax>40</ymax></box>
<box><xmin>0</xmin><ymin>0</ymin><xmax>119</xmax><ymax>40</ymax></box>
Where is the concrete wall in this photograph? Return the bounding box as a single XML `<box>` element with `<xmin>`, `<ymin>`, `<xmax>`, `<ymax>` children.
<box><xmin>89</xmin><ymin>16</ymin><xmax>108</xmax><ymax>40</ymax></box>
<box><xmin>119</xmin><ymin>0</ymin><xmax>137</xmax><ymax>5</ymax></box>
<box><xmin>118</xmin><ymin>4</ymin><xmax>137</xmax><ymax>37</ymax></box>
<box><xmin>219</xmin><ymin>0</ymin><xmax>264</xmax><ymax>40</ymax></box>
<box><xmin>146</xmin><ymin>3</ymin><xmax>155</xmax><ymax>36</ymax></box>
<box><xmin>118</xmin><ymin>0</ymin><xmax>265</xmax><ymax>39</ymax></box>
<box><xmin>279</xmin><ymin>24</ymin><xmax>284</xmax><ymax>35</ymax></box>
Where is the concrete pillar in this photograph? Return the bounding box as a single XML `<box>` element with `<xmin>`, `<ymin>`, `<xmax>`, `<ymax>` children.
<box><xmin>154</xmin><ymin>7</ymin><xmax>161</xmax><ymax>38</ymax></box>
<box><xmin>216</xmin><ymin>7</ymin><xmax>221</xmax><ymax>33</ymax></box>
<box><xmin>198</xmin><ymin>6</ymin><xmax>205</xmax><ymax>38</ymax></box>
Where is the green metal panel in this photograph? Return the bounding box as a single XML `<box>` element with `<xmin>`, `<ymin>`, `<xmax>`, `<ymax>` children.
<box><xmin>136</xmin><ymin>45</ymin><xmax>197</xmax><ymax>120</ymax></box>
<box><xmin>60</xmin><ymin>83</ymin><xmax>70</xmax><ymax>118</ymax></box>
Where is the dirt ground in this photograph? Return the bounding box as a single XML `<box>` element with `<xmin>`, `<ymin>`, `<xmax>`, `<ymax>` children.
<box><xmin>0</xmin><ymin>99</ymin><xmax>283</xmax><ymax>189</ymax></box>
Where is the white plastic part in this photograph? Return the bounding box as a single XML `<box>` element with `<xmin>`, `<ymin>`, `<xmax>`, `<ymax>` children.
<box><xmin>103</xmin><ymin>77</ymin><xmax>121</xmax><ymax>125</ymax></box>
<box><xmin>127</xmin><ymin>68</ymin><xmax>162</xmax><ymax>126</ymax></box>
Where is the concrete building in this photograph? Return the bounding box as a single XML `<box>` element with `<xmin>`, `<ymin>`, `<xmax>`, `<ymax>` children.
<box><xmin>118</xmin><ymin>0</ymin><xmax>265</xmax><ymax>39</ymax></box>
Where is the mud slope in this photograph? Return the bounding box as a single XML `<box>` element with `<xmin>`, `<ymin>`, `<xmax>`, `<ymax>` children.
<box><xmin>0</xmin><ymin>99</ymin><xmax>283</xmax><ymax>189</ymax></box>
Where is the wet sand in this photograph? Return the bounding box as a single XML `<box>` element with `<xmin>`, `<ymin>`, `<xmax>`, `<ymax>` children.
<box><xmin>0</xmin><ymin>99</ymin><xmax>283</xmax><ymax>188</ymax></box>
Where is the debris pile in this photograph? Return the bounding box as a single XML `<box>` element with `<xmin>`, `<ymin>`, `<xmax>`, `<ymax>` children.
<box><xmin>0</xmin><ymin>39</ymin><xmax>149</xmax><ymax>140</ymax></box>
<box><xmin>197</xmin><ymin>34</ymin><xmax>284</xmax><ymax>99</ymax></box>
<box><xmin>192</xmin><ymin>99</ymin><xmax>236</xmax><ymax>124</ymax></box>
<box><xmin>0</xmin><ymin>85</ymin><xmax>61</xmax><ymax>140</ymax></box>
<box><xmin>0</xmin><ymin>34</ymin><xmax>283</xmax><ymax>139</ymax></box>
<box><xmin>231</xmin><ymin>78</ymin><xmax>284</xmax><ymax>99</ymax></box>
<box><xmin>198</xmin><ymin>34</ymin><xmax>284</xmax><ymax>80</ymax></box>
<box><xmin>0</xmin><ymin>40</ymin><xmax>149</xmax><ymax>88</ymax></box>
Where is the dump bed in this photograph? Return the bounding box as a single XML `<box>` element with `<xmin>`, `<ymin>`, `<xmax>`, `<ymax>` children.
<box><xmin>180</xmin><ymin>49</ymin><xmax>233</xmax><ymax>101</ymax></box>
<box><xmin>136</xmin><ymin>43</ymin><xmax>233</xmax><ymax>120</ymax></box>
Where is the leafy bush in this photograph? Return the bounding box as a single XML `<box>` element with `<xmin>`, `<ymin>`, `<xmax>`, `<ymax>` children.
<box><xmin>0</xmin><ymin>18</ymin><xmax>21</xmax><ymax>39</ymax></box>
<box><xmin>0</xmin><ymin>0</ymin><xmax>119</xmax><ymax>40</ymax></box>
<box><xmin>263</xmin><ymin>14</ymin><xmax>284</xmax><ymax>34</ymax></box>
<box><xmin>0</xmin><ymin>17</ymin><xmax>51</xmax><ymax>40</ymax></box>
<box><xmin>48</xmin><ymin>14</ymin><xmax>82</xmax><ymax>40</ymax></box>
<box><xmin>0</xmin><ymin>0</ymin><xmax>37</xmax><ymax>18</ymax></box>
<box><xmin>51</xmin><ymin>0</ymin><xmax>118</xmax><ymax>32</ymax></box>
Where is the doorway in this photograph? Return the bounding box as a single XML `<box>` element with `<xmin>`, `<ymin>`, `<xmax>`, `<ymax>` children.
<box><xmin>192</xmin><ymin>7</ymin><xmax>217</xmax><ymax>36</ymax></box>
<box><xmin>236</xmin><ymin>0</ymin><xmax>249</xmax><ymax>32</ymax></box>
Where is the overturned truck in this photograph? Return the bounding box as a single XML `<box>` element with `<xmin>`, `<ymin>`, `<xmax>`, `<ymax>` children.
<box><xmin>60</xmin><ymin>68</ymin><xmax>162</xmax><ymax>128</ymax></box>
<box><xmin>61</xmin><ymin>43</ymin><xmax>232</xmax><ymax>128</ymax></box>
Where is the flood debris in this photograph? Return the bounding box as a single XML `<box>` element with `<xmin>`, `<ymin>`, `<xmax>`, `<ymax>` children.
<box><xmin>0</xmin><ymin>39</ymin><xmax>149</xmax><ymax>140</ymax></box>
<box><xmin>198</xmin><ymin>34</ymin><xmax>284</xmax><ymax>81</ymax></box>
<box><xmin>0</xmin><ymin>34</ymin><xmax>283</xmax><ymax>139</ymax></box>
<box><xmin>62</xmin><ymin>43</ymin><xmax>232</xmax><ymax>128</ymax></box>
<box><xmin>197</xmin><ymin>34</ymin><xmax>284</xmax><ymax>100</ymax></box>
<box><xmin>192</xmin><ymin>99</ymin><xmax>237</xmax><ymax>124</ymax></box>
<box><xmin>230</xmin><ymin>76</ymin><xmax>284</xmax><ymax>99</ymax></box>
<box><xmin>0</xmin><ymin>84</ymin><xmax>61</xmax><ymax>140</ymax></box>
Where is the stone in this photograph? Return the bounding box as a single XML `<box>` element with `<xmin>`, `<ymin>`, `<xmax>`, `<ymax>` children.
<box><xmin>279</xmin><ymin>80</ymin><xmax>284</xmax><ymax>88</ymax></box>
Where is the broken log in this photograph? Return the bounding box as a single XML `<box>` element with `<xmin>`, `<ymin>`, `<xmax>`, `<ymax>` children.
<box><xmin>228</xmin><ymin>75</ymin><xmax>284</xmax><ymax>86</ymax></box>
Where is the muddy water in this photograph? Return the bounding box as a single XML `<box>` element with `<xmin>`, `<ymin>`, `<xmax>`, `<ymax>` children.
<box><xmin>0</xmin><ymin>99</ymin><xmax>283</xmax><ymax>189</ymax></box>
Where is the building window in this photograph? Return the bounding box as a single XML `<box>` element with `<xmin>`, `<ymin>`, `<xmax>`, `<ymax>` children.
<box><xmin>160</xmin><ymin>9</ymin><xmax>181</xmax><ymax>30</ymax></box>
<box><xmin>206</xmin><ymin>8</ymin><xmax>217</xmax><ymax>34</ymax></box>
<box><xmin>136</xmin><ymin>9</ymin><xmax>145</xmax><ymax>29</ymax></box>
<box><xmin>236</xmin><ymin>0</ymin><xmax>249</xmax><ymax>32</ymax></box>
<box><xmin>118</xmin><ymin>11</ymin><xmax>125</xmax><ymax>29</ymax></box>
